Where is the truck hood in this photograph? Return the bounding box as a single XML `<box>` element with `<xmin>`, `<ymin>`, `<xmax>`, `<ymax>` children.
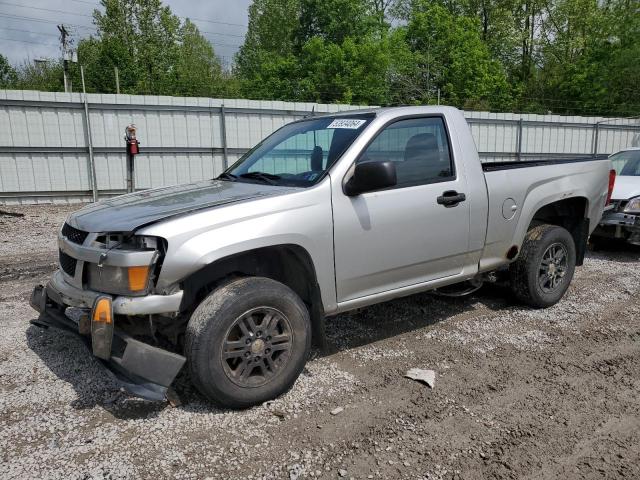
<box><xmin>612</xmin><ymin>175</ymin><xmax>640</xmax><ymax>201</ymax></box>
<box><xmin>67</xmin><ymin>180</ymin><xmax>298</xmax><ymax>232</ymax></box>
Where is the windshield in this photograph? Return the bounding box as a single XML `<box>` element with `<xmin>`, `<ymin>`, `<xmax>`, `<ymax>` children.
<box><xmin>222</xmin><ymin>114</ymin><xmax>374</xmax><ymax>187</ymax></box>
<box><xmin>610</xmin><ymin>150</ymin><xmax>640</xmax><ymax>176</ymax></box>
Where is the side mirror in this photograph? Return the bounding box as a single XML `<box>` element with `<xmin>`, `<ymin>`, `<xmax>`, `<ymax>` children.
<box><xmin>344</xmin><ymin>161</ymin><xmax>397</xmax><ymax>196</ymax></box>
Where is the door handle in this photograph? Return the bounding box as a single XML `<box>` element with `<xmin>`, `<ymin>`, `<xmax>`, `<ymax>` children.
<box><xmin>437</xmin><ymin>190</ymin><xmax>466</xmax><ymax>207</ymax></box>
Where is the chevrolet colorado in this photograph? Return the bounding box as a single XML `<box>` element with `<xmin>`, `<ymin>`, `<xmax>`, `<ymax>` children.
<box><xmin>30</xmin><ymin>106</ymin><xmax>614</xmax><ymax>408</ymax></box>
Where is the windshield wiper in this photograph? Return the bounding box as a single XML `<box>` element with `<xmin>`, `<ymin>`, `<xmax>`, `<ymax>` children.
<box><xmin>238</xmin><ymin>172</ymin><xmax>281</xmax><ymax>185</ymax></box>
<box><xmin>217</xmin><ymin>172</ymin><xmax>237</xmax><ymax>181</ymax></box>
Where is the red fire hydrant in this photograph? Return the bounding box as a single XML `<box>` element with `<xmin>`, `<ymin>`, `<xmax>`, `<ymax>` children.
<box><xmin>124</xmin><ymin>124</ymin><xmax>140</xmax><ymax>193</ymax></box>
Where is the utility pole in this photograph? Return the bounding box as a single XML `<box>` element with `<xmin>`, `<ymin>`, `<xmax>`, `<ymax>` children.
<box><xmin>58</xmin><ymin>24</ymin><xmax>72</xmax><ymax>93</ymax></box>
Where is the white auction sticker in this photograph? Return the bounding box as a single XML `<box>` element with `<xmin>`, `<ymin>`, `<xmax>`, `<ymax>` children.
<box><xmin>327</xmin><ymin>119</ymin><xmax>367</xmax><ymax>129</ymax></box>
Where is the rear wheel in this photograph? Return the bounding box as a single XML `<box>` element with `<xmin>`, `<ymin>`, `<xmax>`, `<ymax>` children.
<box><xmin>185</xmin><ymin>277</ymin><xmax>311</xmax><ymax>408</ymax></box>
<box><xmin>510</xmin><ymin>224</ymin><xmax>576</xmax><ymax>308</ymax></box>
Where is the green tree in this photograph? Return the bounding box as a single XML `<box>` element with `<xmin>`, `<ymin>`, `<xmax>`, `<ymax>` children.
<box><xmin>0</xmin><ymin>54</ymin><xmax>17</xmax><ymax>88</ymax></box>
<box><xmin>236</xmin><ymin>0</ymin><xmax>391</xmax><ymax>104</ymax></box>
<box><xmin>298</xmin><ymin>36</ymin><xmax>391</xmax><ymax>103</ymax></box>
<box><xmin>398</xmin><ymin>1</ymin><xmax>512</xmax><ymax>109</ymax></box>
<box><xmin>236</xmin><ymin>0</ymin><xmax>300</xmax><ymax>78</ymax></box>
<box><xmin>394</xmin><ymin>0</ymin><xmax>539</xmax><ymax>89</ymax></box>
<box><xmin>13</xmin><ymin>60</ymin><xmax>65</xmax><ymax>92</ymax></box>
<box><xmin>296</xmin><ymin>0</ymin><xmax>379</xmax><ymax>44</ymax></box>
<box><xmin>532</xmin><ymin>0</ymin><xmax>640</xmax><ymax>115</ymax></box>
<box><xmin>173</xmin><ymin>20</ymin><xmax>224</xmax><ymax>97</ymax></box>
<box><xmin>76</xmin><ymin>0</ymin><xmax>224</xmax><ymax>96</ymax></box>
<box><xmin>235</xmin><ymin>0</ymin><xmax>301</xmax><ymax>98</ymax></box>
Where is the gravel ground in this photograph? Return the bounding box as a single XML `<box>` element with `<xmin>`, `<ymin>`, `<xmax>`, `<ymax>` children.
<box><xmin>1</xmin><ymin>205</ymin><xmax>639</xmax><ymax>480</ymax></box>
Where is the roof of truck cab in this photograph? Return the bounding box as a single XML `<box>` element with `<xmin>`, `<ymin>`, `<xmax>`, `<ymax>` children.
<box><xmin>307</xmin><ymin>105</ymin><xmax>462</xmax><ymax>119</ymax></box>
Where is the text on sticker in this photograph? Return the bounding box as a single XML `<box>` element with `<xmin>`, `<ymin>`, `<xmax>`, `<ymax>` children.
<box><xmin>327</xmin><ymin>119</ymin><xmax>367</xmax><ymax>129</ymax></box>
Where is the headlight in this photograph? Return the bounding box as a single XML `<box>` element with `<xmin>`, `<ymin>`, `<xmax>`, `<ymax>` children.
<box><xmin>87</xmin><ymin>264</ymin><xmax>152</xmax><ymax>296</ymax></box>
<box><xmin>87</xmin><ymin>263</ymin><xmax>151</xmax><ymax>296</ymax></box>
<box><xmin>84</xmin><ymin>234</ymin><xmax>164</xmax><ymax>296</ymax></box>
<box><xmin>623</xmin><ymin>197</ymin><xmax>640</xmax><ymax>214</ymax></box>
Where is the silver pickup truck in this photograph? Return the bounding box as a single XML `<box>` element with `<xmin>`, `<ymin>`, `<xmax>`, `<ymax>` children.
<box><xmin>31</xmin><ymin>106</ymin><xmax>614</xmax><ymax>408</ymax></box>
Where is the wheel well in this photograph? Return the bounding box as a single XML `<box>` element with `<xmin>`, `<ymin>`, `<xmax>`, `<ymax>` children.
<box><xmin>179</xmin><ymin>245</ymin><xmax>326</xmax><ymax>345</ymax></box>
<box><xmin>529</xmin><ymin>197</ymin><xmax>590</xmax><ymax>265</ymax></box>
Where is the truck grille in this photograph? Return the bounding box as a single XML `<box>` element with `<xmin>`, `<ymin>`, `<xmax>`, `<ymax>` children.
<box><xmin>59</xmin><ymin>250</ymin><xmax>77</xmax><ymax>276</ymax></box>
<box><xmin>62</xmin><ymin>223</ymin><xmax>88</xmax><ymax>245</ymax></box>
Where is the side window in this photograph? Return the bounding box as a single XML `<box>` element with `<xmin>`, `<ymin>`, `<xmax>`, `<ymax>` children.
<box><xmin>610</xmin><ymin>153</ymin><xmax>629</xmax><ymax>175</ymax></box>
<box><xmin>250</xmin><ymin>129</ymin><xmax>334</xmax><ymax>175</ymax></box>
<box><xmin>616</xmin><ymin>151</ymin><xmax>640</xmax><ymax>176</ymax></box>
<box><xmin>358</xmin><ymin>117</ymin><xmax>454</xmax><ymax>187</ymax></box>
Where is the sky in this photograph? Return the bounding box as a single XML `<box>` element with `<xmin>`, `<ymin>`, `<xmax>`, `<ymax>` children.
<box><xmin>0</xmin><ymin>0</ymin><xmax>252</xmax><ymax>67</ymax></box>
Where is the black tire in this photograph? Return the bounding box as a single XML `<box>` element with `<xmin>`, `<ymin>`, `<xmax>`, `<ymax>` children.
<box><xmin>185</xmin><ymin>277</ymin><xmax>311</xmax><ymax>409</ymax></box>
<box><xmin>509</xmin><ymin>224</ymin><xmax>576</xmax><ymax>308</ymax></box>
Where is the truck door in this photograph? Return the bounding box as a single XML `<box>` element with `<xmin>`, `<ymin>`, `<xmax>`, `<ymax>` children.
<box><xmin>332</xmin><ymin>116</ymin><xmax>471</xmax><ymax>303</ymax></box>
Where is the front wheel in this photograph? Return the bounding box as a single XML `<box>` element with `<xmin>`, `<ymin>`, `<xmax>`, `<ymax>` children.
<box><xmin>509</xmin><ymin>224</ymin><xmax>576</xmax><ymax>308</ymax></box>
<box><xmin>185</xmin><ymin>277</ymin><xmax>311</xmax><ymax>408</ymax></box>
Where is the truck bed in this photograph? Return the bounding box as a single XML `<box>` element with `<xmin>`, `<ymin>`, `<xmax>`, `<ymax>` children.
<box><xmin>482</xmin><ymin>155</ymin><xmax>610</xmax><ymax>172</ymax></box>
<box><xmin>478</xmin><ymin>155</ymin><xmax>612</xmax><ymax>273</ymax></box>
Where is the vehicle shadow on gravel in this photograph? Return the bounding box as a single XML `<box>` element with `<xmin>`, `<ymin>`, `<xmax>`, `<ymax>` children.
<box><xmin>25</xmin><ymin>321</ymin><xmax>241</xmax><ymax>419</ymax></box>
<box><xmin>323</xmin><ymin>284</ymin><xmax>514</xmax><ymax>353</ymax></box>
<box><xmin>24</xmin><ymin>287</ymin><xmax>515</xmax><ymax>419</ymax></box>
<box><xmin>588</xmin><ymin>242</ymin><xmax>640</xmax><ymax>263</ymax></box>
<box><xmin>25</xmin><ymin>324</ymin><xmax>168</xmax><ymax>420</ymax></box>
<box><xmin>322</xmin><ymin>243</ymin><xmax>640</xmax><ymax>353</ymax></box>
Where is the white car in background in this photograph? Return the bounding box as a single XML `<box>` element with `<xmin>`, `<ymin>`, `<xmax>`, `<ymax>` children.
<box><xmin>592</xmin><ymin>148</ymin><xmax>640</xmax><ymax>246</ymax></box>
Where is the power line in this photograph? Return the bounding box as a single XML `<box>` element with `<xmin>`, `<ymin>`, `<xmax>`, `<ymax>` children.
<box><xmin>0</xmin><ymin>33</ymin><xmax>239</xmax><ymax>51</ymax></box>
<box><xmin>200</xmin><ymin>38</ymin><xmax>242</xmax><ymax>49</ymax></box>
<box><xmin>0</xmin><ymin>4</ymin><xmax>246</xmax><ymax>45</ymax></box>
<box><xmin>0</xmin><ymin>14</ymin><xmax>242</xmax><ymax>48</ymax></box>
<box><xmin>198</xmin><ymin>30</ymin><xmax>245</xmax><ymax>39</ymax></box>
<box><xmin>184</xmin><ymin>16</ymin><xmax>247</xmax><ymax>29</ymax></box>
<box><xmin>0</xmin><ymin>13</ymin><xmax>95</xmax><ymax>30</ymax></box>
<box><xmin>0</xmin><ymin>1</ymin><xmax>94</xmax><ymax>18</ymax></box>
<box><xmin>0</xmin><ymin>36</ymin><xmax>56</xmax><ymax>46</ymax></box>
<box><xmin>68</xmin><ymin>0</ymin><xmax>250</xmax><ymax>29</ymax></box>
<box><xmin>0</xmin><ymin>1</ymin><xmax>248</xmax><ymax>29</ymax></box>
<box><xmin>0</xmin><ymin>26</ymin><xmax>61</xmax><ymax>38</ymax></box>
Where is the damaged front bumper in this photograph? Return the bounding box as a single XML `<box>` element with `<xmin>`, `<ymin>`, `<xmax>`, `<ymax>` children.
<box><xmin>30</xmin><ymin>284</ymin><xmax>186</xmax><ymax>402</ymax></box>
<box><xmin>593</xmin><ymin>209</ymin><xmax>640</xmax><ymax>245</ymax></box>
<box><xmin>47</xmin><ymin>269</ymin><xmax>184</xmax><ymax>315</ymax></box>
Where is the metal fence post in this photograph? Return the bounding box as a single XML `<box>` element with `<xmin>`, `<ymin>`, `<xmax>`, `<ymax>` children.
<box><xmin>80</xmin><ymin>66</ymin><xmax>98</xmax><ymax>202</ymax></box>
<box><xmin>220</xmin><ymin>104</ymin><xmax>229</xmax><ymax>170</ymax></box>
<box><xmin>592</xmin><ymin>123</ymin><xmax>600</xmax><ymax>155</ymax></box>
<box><xmin>516</xmin><ymin>118</ymin><xmax>524</xmax><ymax>161</ymax></box>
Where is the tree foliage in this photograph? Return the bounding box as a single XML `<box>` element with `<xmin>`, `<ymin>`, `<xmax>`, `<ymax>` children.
<box><xmin>73</xmin><ymin>0</ymin><xmax>228</xmax><ymax>96</ymax></box>
<box><xmin>392</xmin><ymin>1</ymin><xmax>512</xmax><ymax>109</ymax></box>
<box><xmin>235</xmin><ymin>0</ymin><xmax>639</xmax><ymax>113</ymax></box>
<box><xmin>530</xmin><ymin>0</ymin><xmax>640</xmax><ymax>115</ymax></box>
<box><xmin>236</xmin><ymin>0</ymin><xmax>395</xmax><ymax>104</ymax></box>
<box><xmin>0</xmin><ymin>54</ymin><xmax>17</xmax><ymax>88</ymax></box>
<box><xmin>8</xmin><ymin>59</ymin><xmax>65</xmax><ymax>91</ymax></box>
